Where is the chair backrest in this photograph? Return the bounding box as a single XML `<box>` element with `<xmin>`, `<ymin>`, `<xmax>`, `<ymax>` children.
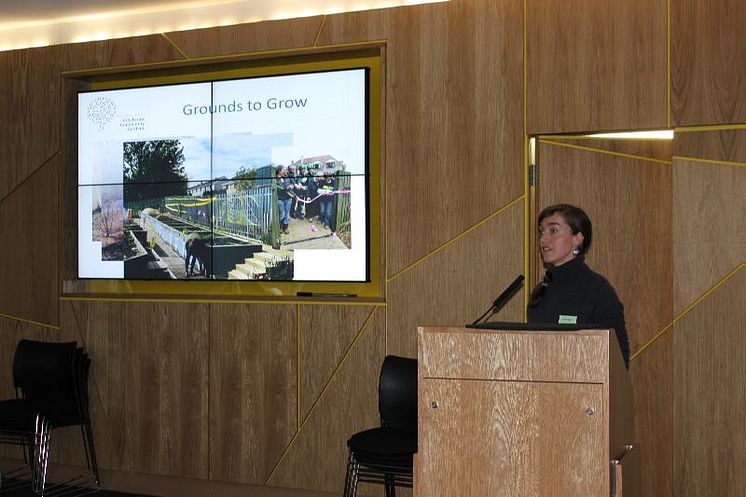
<box><xmin>378</xmin><ymin>355</ymin><xmax>417</xmax><ymax>433</ymax></box>
<box><xmin>13</xmin><ymin>340</ymin><xmax>79</xmax><ymax>403</ymax></box>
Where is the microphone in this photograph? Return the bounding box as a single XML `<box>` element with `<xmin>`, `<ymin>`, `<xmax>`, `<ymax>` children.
<box><xmin>471</xmin><ymin>275</ymin><xmax>525</xmax><ymax>325</ymax></box>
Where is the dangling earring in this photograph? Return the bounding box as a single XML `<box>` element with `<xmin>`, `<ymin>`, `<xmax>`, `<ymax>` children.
<box><xmin>571</xmin><ymin>246</ymin><xmax>581</xmax><ymax>256</ymax></box>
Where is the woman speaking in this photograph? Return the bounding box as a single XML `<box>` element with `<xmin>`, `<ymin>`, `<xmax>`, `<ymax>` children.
<box><xmin>527</xmin><ymin>204</ymin><xmax>631</xmax><ymax>367</ymax></box>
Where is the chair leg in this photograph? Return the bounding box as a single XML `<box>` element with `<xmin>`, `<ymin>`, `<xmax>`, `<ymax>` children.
<box><xmin>350</xmin><ymin>459</ymin><xmax>359</xmax><ymax>497</ymax></box>
<box><xmin>39</xmin><ymin>418</ymin><xmax>51</xmax><ymax>496</ymax></box>
<box><xmin>385</xmin><ymin>473</ymin><xmax>396</xmax><ymax>497</ymax></box>
<box><xmin>342</xmin><ymin>450</ymin><xmax>355</xmax><ymax>497</ymax></box>
<box><xmin>31</xmin><ymin>413</ymin><xmax>50</xmax><ymax>496</ymax></box>
<box><xmin>79</xmin><ymin>417</ymin><xmax>101</xmax><ymax>487</ymax></box>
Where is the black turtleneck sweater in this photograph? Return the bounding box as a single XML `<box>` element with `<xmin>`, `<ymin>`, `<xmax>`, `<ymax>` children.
<box><xmin>527</xmin><ymin>257</ymin><xmax>630</xmax><ymax>367</ymax></box>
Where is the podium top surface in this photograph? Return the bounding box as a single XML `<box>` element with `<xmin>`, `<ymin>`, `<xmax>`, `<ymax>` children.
<box><xmin>466</xmin><ymin>321</ymin><xmax>605</xmax><ymax>332</ymax></box>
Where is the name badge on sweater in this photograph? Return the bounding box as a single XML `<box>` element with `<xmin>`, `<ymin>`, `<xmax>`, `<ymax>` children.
<box><xmin>559</xmin><ymin>315</ymin><xmax>578</xmax><ymax>324</ymax></box>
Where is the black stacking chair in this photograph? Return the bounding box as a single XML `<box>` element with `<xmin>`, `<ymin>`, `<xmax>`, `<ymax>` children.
<box><xmin>0</xmin><ymin>340</ymin><xmax>100</xmax><ymax>495</ymax></box>
<box><xmin>342</xmin><ymin>355</ymin><xmax>417</xmax><ymax>497</ymax></box>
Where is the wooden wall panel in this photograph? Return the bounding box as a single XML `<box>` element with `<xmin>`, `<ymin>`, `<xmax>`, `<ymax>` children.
<box><xmin>673</xmin><ymin>270</ymin><xmax>746</xmax><ymax>497</ymax></box>
<box><xmin>321</xmin><ymin>0</ymin><xmax>524</xmax><ymax>277</ymax></box>
<box><xmin>269</xmin><ymin>308</ymin><xmax>384</xmax><ymax>494</ymax></box>
<box><xmin>671</xmin><ymin>0</ymin><xmax>746</xmax><ymax>126</ymax></box>
<box><xmin>0</xmin><ymin>46</ymin><xmax>61</xmax><ymax>201</ymax></box>
<box><xmin>1</xmin><ymin>0</ymin><xmax>707</xmax><ymax>493</ymax></box>
<box><xmin>559</xmin><ymin>137</ymin><xmax>673</xmax><ymax>163</ymax></box>
<box><xmin>670</xmin><ymin>128</ymin><xmax>745</xmax><ymax>497</ymax></box>
<box><xmin>672</xmin><ymin>157</ymin><xmax>745</xmax><ymax>313</ymax></box>
<box><xmin>0</xmin><ymin>157</ymin><xmax>60</xmax><ymax>326</ymax></box>
<box><xmin>58</xmin><ymin>35</ymin><xmax>187</xmax><ymax>71</ymax></box>
<box><xmin>53</xmin><ymin>302</ymin><xmax>126</xmax><ymax>470</ymax></box>
<box><xmin>675</xmin><ymin>129</ymin><xmax>746</xmax><ymax>164</ymax></box>
<box><xmin>539</xmin><ymin>139</ymin><xmax>677</xmax><ymax>497</ymax></box>
<box><xmin>165</xmin><ymin>17</ymin><xmax>325</xmax><ymax>58</ymax></box>
<box><xmin>299</xmin><ymin>305</ymin><xmax>378</xmax><ymax>421</ymax></box>
<box><xmin>386</xmin><ymin>202</ymin><xmax>524</xmax><ymax>358</ymax></box>
<box><xmin>209</xmin><ymin>304</ymin><xmax>297</xmax><ymax>484</ymax></box>
<box><xmin>526</xmin><ymin>0</ymin><xmax>668</xmax><ymax>134</ymax></box>
<box><xmin>58</xmin><ymin>300</ymin><xmax>210</xmax><ymax>478</ymax></box>
<box><xmin>537</xmin><ymin>140</ymin><xmax>673</xmax><ymax>353</ymax></box>
<box><xmin>629</xmin><ymin>332</ymin><xmax>673</xmax><ymax>497</ymax></box>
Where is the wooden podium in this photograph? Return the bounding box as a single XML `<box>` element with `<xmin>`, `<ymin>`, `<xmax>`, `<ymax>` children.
<box><xmin>416</xmin><ymin>324</ymin><xmax>639</xmax><ymax>497</ymax></box>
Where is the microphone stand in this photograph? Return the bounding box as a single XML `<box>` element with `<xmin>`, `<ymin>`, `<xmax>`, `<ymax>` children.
<box><xmin>471</xmin><ymin>275</ymin><xmax>525</xmax><ymax>326</ymax></box>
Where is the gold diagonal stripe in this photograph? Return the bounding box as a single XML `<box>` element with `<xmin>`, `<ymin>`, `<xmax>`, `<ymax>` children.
<box><xmin>314</xmin><ymin>15</ymin><xmax>327</xmax><ymax>47</ymax></box>
<box><xmin>387</xmin><ymin>195</ymin><xmax>525</xmax><ymax>283</ymax></box>
<box><xmin>0</xmin><ymin>312</ymin><xmax>60</xmax><ymax>330</ymax></box>
<box><xmin>539</xmin><ymin>139</ymin><xmax>673</xmax><ymax>165</ymax></box>
<box><xmin>265</xmin><ymin>306</ymin><xmax>378</xmax><ymax>484</ymax></box>
<box><xmin>0</xmin><ymin>150</ymin><xmax>61</xmax><ymax>205</ymax></box>
<box><xmin>160</xmin><ymin>32</ymin><xmax>191</xmax><ymax>60</ymax></box>
<box><xmin>631</xmin><ymin>262</ymin><xmax>745</xmax><ymax>361</ymax></box>
<box><xmin>673</xmin><ymin>155</ymin><xmax>746</xmax><ymax>168</ymax></box>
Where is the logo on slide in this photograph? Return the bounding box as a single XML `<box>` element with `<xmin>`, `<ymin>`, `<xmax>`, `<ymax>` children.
<box><xmin>87</xmin><ymin>97</ymin><xmax>117</xmax><ymax>131</ymax></box>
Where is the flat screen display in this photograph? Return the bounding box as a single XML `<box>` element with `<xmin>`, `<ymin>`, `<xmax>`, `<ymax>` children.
<box><xmin>77</xmin><ymin>68</ymin><xmax>369</xmax><ymax>282</ymax></box>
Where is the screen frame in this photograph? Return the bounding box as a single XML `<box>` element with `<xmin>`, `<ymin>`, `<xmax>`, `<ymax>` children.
<box><xmin>61</xmin><ymin>45</ymin><xmax>384</xmax><ymax>301</ymax></box>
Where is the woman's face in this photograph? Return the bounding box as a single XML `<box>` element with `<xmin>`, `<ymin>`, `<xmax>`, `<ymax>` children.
<box><xmin>538</xmin><ymin>213</ymin><xmax>584</xmax><ymax>267</ymax></box>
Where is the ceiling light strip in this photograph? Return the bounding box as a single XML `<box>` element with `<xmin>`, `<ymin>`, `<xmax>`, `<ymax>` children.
<box><xmin>0</xmin><ymin>0</ymin><xmax>448</xmax><ymax>52</ymax></box>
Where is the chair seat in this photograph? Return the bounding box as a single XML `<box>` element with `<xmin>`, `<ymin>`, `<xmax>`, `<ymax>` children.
<box><xmin>347</xmin><ymin>427</ymin><xmax>417</xmax><ymax>457</ymax></box>
<box><xmin>0</xmin><ymin>399</ymin><xmax>44</xmax><ymax>431</ymax></box>
<box><xmin>0</xmin><ymin>398</ymin><xmax>79</xmax><ymax>428</ymax></box>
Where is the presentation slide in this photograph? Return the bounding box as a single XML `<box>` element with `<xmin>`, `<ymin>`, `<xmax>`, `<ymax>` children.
<box><xmin>78</xmin><ymin>68</ymin><xmax>369</xmax><ymax>282</ymax></box>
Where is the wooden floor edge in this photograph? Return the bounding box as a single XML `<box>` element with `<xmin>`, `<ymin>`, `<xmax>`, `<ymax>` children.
<box><xmin>0</xmin><ymin>458</ymin><xmax>337</xmax><ymax>497</ymax></box>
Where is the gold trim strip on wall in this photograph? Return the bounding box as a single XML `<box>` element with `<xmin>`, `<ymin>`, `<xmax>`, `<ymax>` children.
<box><xmin>673</xmin><ymin>155</ymin><xmax>746</xmax><ymax>168</ymax></box>
<box><xmin>674</xmin><ymin>123</ymin><xmax>746</xmax><ymax>133</ymax></box>
<box><xmin>524</xmin><ymin>138</ymin><xmax>530</xmax><ymax>316</ymax></box>
<box><xmin>62</xmin><ymin>40</ymin><xmax>387</xmax><ymax>78</ymax></box>
<box><xmin>523</xmin><ymin>0</ymin><xmax>530</xmax><ymax>317</ymax></box>
<box><xmin>314</xmin><ymin>15</ymin><xmax>328</xmax><ymax>47</ymax></box>
<box><xmin>264</xmin><ymin>306</ymin><xmax>378</xmax><ymax>484</ymax></box>
<box><xmin>0</xmin><ymin>312</ymin><xmax>60</xmax><ymax>330</ymax></box>
<box><xmin>0</xmin><ymin>150</ymin><xmax>61</xmax><ymax>205</ymax></box>
<box><xmin>539</xmin><ymin>139</ymin><xmax>673</xmax><ymax>165</ymax></box>
<box><xmin>387</xmin><ymin>195</ymin><xmax>525</xmax><ymax>283</ymax></box>
<box><xmin>296</xmin><ymin>302</ymin><xmax>302</xmax><ymax>431</ymax></box>
<box><xmin>631</xmin><ymin>262</ymin><xmax>745</xmax><ymax>362</ymax></box>
<box><xmin>384</xmin><ymin>305</ymin><xmax>388</xmax><ymax>355</ymax></box>
<box><xmin>537</xmin><ymin>132</ymin><xmax>673</xmax><ymax>141</ymax></box>
<box><xmin>60</xmin><ymin>295</ymin><xmax>386</xmax><ymax>306</ymax></box>
<box><xmin>667</xmin><ymin>0</ymin><xmax>671</xmax><ymax>127</ymax></box>
<box><xmin>160</xmin><ymin>32</ymin><xmax>192</xmax><ymax>60</ymax></box>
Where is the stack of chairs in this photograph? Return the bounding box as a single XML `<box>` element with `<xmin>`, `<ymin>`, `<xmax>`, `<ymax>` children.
<box><xmin>342</xmin><ymin>355</ymin><xmax>418</xmax><ymax>497</ymax></box>
<box><xmin>0</xmin><ymin>340</ymin><xmax>100</xmax><ymax>495</ymax></box>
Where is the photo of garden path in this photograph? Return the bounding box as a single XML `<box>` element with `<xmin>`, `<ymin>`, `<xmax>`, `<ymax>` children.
<box><xmin>279</xmin><ymin>214</ymin><xmax>348</xmax><ymax>250</ymax></box>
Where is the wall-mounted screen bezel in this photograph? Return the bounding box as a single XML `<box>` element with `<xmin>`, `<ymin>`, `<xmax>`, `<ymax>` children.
<box><xmin>68</xmin><ymin>49</ymin><xmax>383</xmax><ymax>300</ymax></box>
